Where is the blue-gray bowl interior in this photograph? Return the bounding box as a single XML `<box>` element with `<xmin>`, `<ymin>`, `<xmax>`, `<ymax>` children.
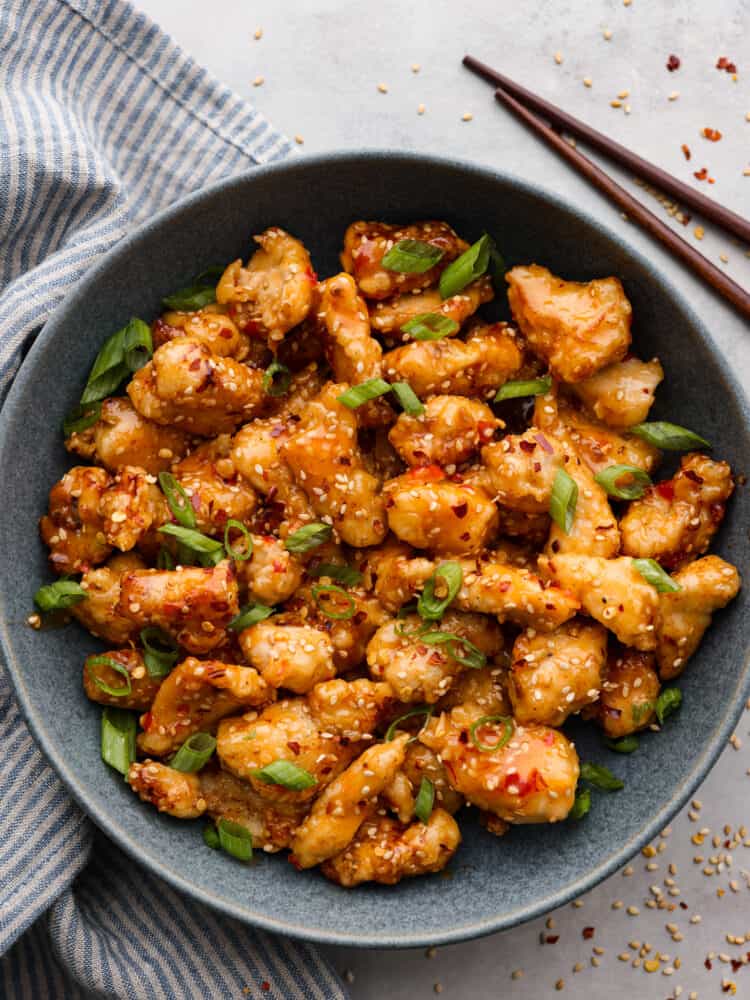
<box><xmin>1</xmin><ymin>152</ymin><xmax>748</xmax><ymax>949</ymax></box>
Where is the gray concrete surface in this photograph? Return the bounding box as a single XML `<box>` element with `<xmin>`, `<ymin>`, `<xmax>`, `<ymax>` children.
<box><xmin>136</xmin><ymin>1</ymin><xmax>750</xmax><ymax>996</ymax></box>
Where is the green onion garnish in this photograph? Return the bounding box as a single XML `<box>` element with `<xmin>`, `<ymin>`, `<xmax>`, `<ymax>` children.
<box><xmin>337</xmin><ymin>378</ymin><xmax>392</xmax><ymax>409</ymax></box>
<box><xmin>594</xmin><ymin>464</ymin><xmax>652</xmax><ymax>500</ymax></box>
<box><xmin>284</xmin><ymin>522</ymin><xmax>332</xmax><ymax>553</ymax></box>
<box><xmin>311</xmin><ymin>583</ymin><xmax>356</xmax><ymax>620</ymax></box>
<box><xmin>262</xmin><ymin>360</ymin><xmax>292</xmax><ymax>397</ymax></box>
<box><xmin>569</xmin><ymin>787</ymin><xmax>591</xmax><ymax>820</ymax></box>
<box><xmin>158</xmin><ymin>523</ymin><xmax>225</xmax><ymax>561</ymax></box>
<box><xmin>203</xmin><ymin>824</ymin><xmax>221</xmax><ymax>850</ymax></box>
<box><xmin>79</xmin><ymin>318</ymin><xmax>153</xmax><ymax>405</ymax></box>
<box><xmin>631</xmin><ymin>700</ymin><xmax>654</xmax><ymax>725</ymax></box>
<box><xmin>469</xmin><ymin>715</ymin><xmax>514</xmax><ymax>753</ymax></box>
<box><xmin>607</xmin><ymin>735</ymin><xmax>639</xmax><ymax>753</ymax></box>
<box><xmin>223</xmin><ymin>519</ymin><xmax>253</xmax><ymax>562</ymax></box>
<box><xmin>309</xmin><ymin>563</ymin><xmax>363</xmax><ymax>587</ymax></box>
<box><xmin>655</xmin><ymin>687</ymin><xmax>682</xmax><ymax>726</ymax></box>
<box><xmin>419</xmin><ymin>631</ymin><xmax>487</xmax><ymax>669</ymax></box>
<box><xmin>549</xmin><ymin>467</ymin><xmax>578</xmax><ymax>534</ymax></box>
<box><xmin>253</xmin><ymin>760</ymin><xmax>317</xmax><ymax>791</ymax></box>
<box><xmin>439</xmin><ymin>233</ymin><xmax>493</xmax><ymax>299</ymax></box>
<box><xmin>390</xmin><ymin>381</ymin><xmax>425</xmax><ymax>416</ymax></box>
<box><xmin>580</xmin><ymin>762</ymin><xmax>624</xmax><ymax>791</ymax></box>
<box><xmin>217</xmin><ymin>818</ymin><xmax>253</xmax><ymax>861</ymax></box>
<box><xmin>381</xmin><ymin>239</ymin><xmax>444</xmax><ymax>274</ymax></box>
<box><xmin>629</xmin><ymin>421</ymin><xmax>710</xmax><ymax>451</ymax></box>
<box><xmin>101</xmin><ymin>706</ymin><xmax>137</xmax><ymax>776</ymax></box>
<box><xmin>156</xmin><ymin>546</ymin><xmax>175</xmax><ymax>570</ymax></box>
<box><xmin>122</xmin><ymin>318</ymin><xmax>153</xmax><ymax>373</ymax></box>
<box><xmin>140</xmin><ymin>627</ymin><xmax>180</xmax><ymax>678</ymax></box>
<box><xmin>417</xmin><ymin>561</ymin><xmax>463</xmax><ymax>621</ymax></box>
<box><xmin>414</xmin><ymin>777</ymin><xmax>435</xmax><ymax>824</ymax></box>
<box><xmin>385</xmin><ymin>705</ymin><xmax>433</xmax><ymax>743</ymax></box>
<box><xmin>633</xmin><ymin>558</ymin><xmax>681</xmax><ymax>593</ymax></box>
<box><xmin>394</xmin><ymin>619</ymin><xmax>429</xmax><ymax>638</ymax></box>
<box><xmin>34</xmin><ymin>579</ymin><xmax>87</xmax><ymax>612</ymax></box>
<box><xmin>162</xmin><ymin>266</ymin><xmax>223</xmax><ymax>311</ymax></box>
<box><xmin>171</xmin><ymin>732</ymin><xmax>217</xmax><ymax>773</ymax></box>
<box><xmin>228</xmin><ymin>602</ymin><xmax>275</xmax><ymax>632</ymax></box>
<box><xmin>158</xmin><ymin>471</ymin><xmax>197</xmax><ymax>529</ymax></box>
<box><xmin>87</xmin><ymin>655</ymin><xmax>133</xmax><ymax>698</ymax></box>
<box><xmin>400</xmin><ymin>313</ymin><xmax>459</xmax><ymax>341</ymax></box>
<box><xmin>494</xmin><ymin>375</ymin><xmax>552</xmax><ymax>402</ymax></box>
<box><xmin>63</xmin><ymin>401</ymin><xmax>101</xmax><ymax>436</ymax></box>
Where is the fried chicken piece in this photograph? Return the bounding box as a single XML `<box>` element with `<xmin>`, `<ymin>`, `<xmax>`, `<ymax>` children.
<box><xmin>370</xmin><ymin>279</ymin><xmax>494</xmax><ymax>337</ymax></box>
<box><xmin>401</xmin><ymin>742</ymin><xmax>465</xmax><ymax>814</ymax></box>
<box><xmin>482</xmin><ymin>429</ymin><xmax>566</xmax><ymax>514</ymax></box>
<box><xmin>437</xmin><ymin>663</ymin><xmax>512</xmax><ymax>717</ymax></box>
<box><xmin>316</xmin><ymin>272</ymin><xmax>383</xmax><ymax>385</ymax></box>
<box><xmin>360</xmin><ymin>539</ymin><xmax>435</xmax><ymax>613</ymax></box>
<box><xmin>546</xmin><ymin>397</ymin><xmax>661</xmax><ymax>476</ymax></box>
<box><xmin>234</xmin><ymin>533</ymin><xmax>304</xmax><ymax>605</ymax></box>
<box><xmin>83</xmin><ymin>648</ymin><xmax>162</xmax><ymax>710</ymax></box>
<box><xmin>238</xmin><ymin>618</ymin><xmax>336</xmax><ymax>693</ymax></box>
<box><xmin>128</xmin><ymin>761</ymin><xmax>205</xmax><ymax>819</ymax></box>
<box><xmin>171</xmin><ymin>437</ymin><xmax>257</xmax><ymax>536</ymax></box>
<box><xmin>592</xmin><ymin>647</ymin><xmax>660</xmax><ymax>738</ymax></box>
<box><xmin>71</xmin><ymin>552</ymin><xmax>146</xmax><ymax>645</ymax></box>
<box><xmin>389</xmin><ymin>395</ymin><xmax>498</xmax><ymax>469</ymax></box>
<box><xmin>307</xmin><ymin>678</ymin><xmax>396</xmax><ymax>740</ymax></box>
<box><xmin>153</xmin><ymin>305</ymin><xmax>250</xmax><ymax>359</ymax></box>
<box><xmin>506</xmin><ymin>264</ymin><xmax>631</xmax><ymax>382</ymax></box>
<box><xmin>99</xmin><ymin>465</ymin><xmax>166</xmax><ymax>551</ymax></box>
<box><xmin>569</xmin><ymin>356</ymin><xmax>663</xmax><ymax>428</ymax></box>
<box><xmin>40</xmin><ymin>466</ymin><xmax>112</xmax><ymax>574</ymax></box>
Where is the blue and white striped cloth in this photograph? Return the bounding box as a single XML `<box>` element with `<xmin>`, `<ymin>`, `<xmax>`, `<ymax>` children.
<box><xmin>0</xmin><ymin>2</ymin><xmax>346</xmax><ymax>996</ymax></box>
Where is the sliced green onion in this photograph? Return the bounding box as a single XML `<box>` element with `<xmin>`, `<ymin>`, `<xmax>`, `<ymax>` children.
<box><xmin>224</xmin><ymin>519</ymin><xmax>253</xmax><ymax>562</ymax></box>
<box><xmin>171</xmin><ymin>732</ymin><xmax>217</xmax><ymax>772</ymax></box>
<box><xmin>494</xmin><ymin>375</ymin><xmax>552</xmax><ymax>402</ymax></box>
<box><xmin>284</xmin><ymin>522</ymin><xmax>332</xmax><ymax>553</ymax></box>
<box><xmin>469</xmin><ymin>715</ymin><xmax>514</xmax><ymax>753</ymax></box>
<box><xmin>417</xmin><ymin>561</ymin><xmax>463</xmax><ymax>621</ymax></box>
<box><xmin>101</xmin><ymin>706</ymin><xmax>137</xmax><ymax>776</ymax></box>
<box><xmin>400</xmin><ymin>313</ymin><xmax>459</xmax><ymax>341</ymax></box>
<box><xmin>262</xmin><ymin>360</ymin><xmax>292</xmax><ymax>397</ymax></box>
<box><xmin>122</xmin><ymin>318</ymin><xmax>153</xmax><ymax>373</ymax></box>
<box><xmin>569</xmin><ymin>787</ymin><xmax>591</xmax><ymax>820</ymax></box>
<box><xmin>162</xmin><ymin>268</ymin><xmax>221</xmax><ymax>311</ymax></box>
<box><xmin>337</xmin><ymin>378</ymin><xmax>392</xmax><ymax>409</ymax></box>
<box><xmin>217</xmin><ymin>818</ymin><xmax>253</xmax><ymax>861</ymax></box>
<box><xmin>419</xmin><ymin>630</ymin><xmax>487</xmax><ymax>669</ymax></box>
<box><xmin>253</xmin><ymin>760</ymin><xmax>317</xmax><ymax>790</ymax></box>
<box><xmin>633</xmin><ymin>558</ymin><xmax>681</xmax><ymax>593</ymax></box>
<box><xmin>156</xmin><ymin>546</ymin><xmax>175</xmax><ymax>570</ymax></box>
<box><xmin>580</xmin><ymin>762</ymin><xmax>624</xmax><ymax>791</ymax></box>
<box><xmin>228</xmin><ymin>602</ymin><xmax>275</xmax><ymax>632</ymax></box>
<box><xmin>34</xmin><ymin>579</ymin><xmax>87</xmax><ymax>612</ymax></box>
<box><xmin>87</xmin><ymin>655</ymin><xmax>133</xmax><ymax>697</ymax></box>
<box><xmin>311</xmin><ymin>583</ymin><xmax>356</xmax><ymax>620</ymax></box>
<box><xmin>80</xmin><ymin>326</ymin><xmax>129</xmax><ymax>405</ymax></box>
<box><xmin>158</xmin><ymin>471</ymin><xmax>197</xmax><ymax>529</ymax></box>
<box><xmin>439</xmin><ymin>233</ymin><xmax>493</xmax><ymax>299</ymax></box>
<box><xmin>203</xmin><ymin>824</ymin><xmax>221</xmax><ymax>850</ymax></box>
<box><xmin>594</xmin><ymin>464</ymin><xmax>652</xmax><ymax>500</ymax></box>
<box><xmin>80</xmin><ymin>362</ymin><xmax>130</xmax><ymax>406</ymax></box>
<box><xmin>381</xmin><ymin>239</ymin><xmax>444</xmax><ymax>274</ymax></box>
<box><xmin>140</xmin><ymin>627</ymin><xmax>179</xmax><ymax>678</ymax></box>
<box><xmin>607</xmin><ymin>735</ymin><xmax>639</xmax><ymax>753</ymax></box>
<box><xmin>631</xmin><ymin>700</ymin><xmax>654</xmax><ymax>725</ymax></box>
<box><xmin>655</xmin><ymin>687</ymin><xmax>682</xmax><ymax>726</ymax></box>
<box><xmin>63</xmin><ymin>401</ymin><xmax>101</xmax><ymax>437</ymax></box>
<box><xmin>158</xmin><ymin>523</ymin><xmax>225</xmax><ymax>558</ymax></box>
<box><xmin>414</xmin><ymin>777</ymin><xmax>435</xmax><ymax>824</ymax></box>
<box><xmin>385</xmin><ymin>705</ymin><xmax>433</xmax><ymax>743</ymax></box>
<box><xmin>629</xmin><ymin>421</ymin><xmax>710</xmax><ymax>450</ymax></box>
<box><xmin>390</xmin><ymin>381</ymin><xmax>425</xmax><ymax>416</ymax></box>
<box><xmin>309</xmin><ymin>563</ymin><xmax>363</xmax><ymax>587</ymax></box>
<box><xmin>549</xmin><ymin>467</ymin><xmax>578</xmax><ymax>534</ymax></box>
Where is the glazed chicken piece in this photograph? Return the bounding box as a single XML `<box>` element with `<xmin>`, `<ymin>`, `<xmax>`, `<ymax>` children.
<box><xmin>40</xmin><ymin>466</ymin><xmax>112</xmax><ymax>574</ymax></box>
<box><xmin>367</xmin><ymin>610</ymin><xmax>503</xmax><ymax>703</ymax></box>
<box><xmin>592</xmin><ymin>647</ymin><xmax>660</xmax><ymax>738</ymax></box>
<box><xmin>341</xmin><ymin>220</ymin><xmax>468</xmax><ymax>300</ymax></box>
<box><xmin>71</xmin><ymin>552</ymin><xmax>146</xmax><ymax>645</ymax></box>
<box><xmin>509</xmin><ymin>618</ymin><xmax>608</xmax><ymax>726</ymax></box>
<box><xmin>152</xmin><ymin>305</ymin><xmax>250</xmax><ymax>359</ymax></box>
<box><xmin>383</xmin><ymin>470</ymin><xmax>498</xmax><ymax>555</ymax></box>
<box><xmin>495</xmin><ymin>507</ymin><xmax>552</xmax><ymax>546</ymax></box>
<box><xmin>83</xmin><ymin>648</ymin><xmax>162</xmax><ymax>710</ymax></box>
<box><xmin>316</xmin><ymin>273</ymin><xmax>383</xmax><ymax>384</ymax></box>
<box><xmin>65</xmin><ymin>396</ymin><xmax>191</xmax><ymax>474</ymax></box>
<box><xmin>321</xmin><ymin>810</ymin><xmax>461</xmax><ymax>887</ymax></box>
<box><xmin>360</xmin><ymin>539</ymin><xmax>435</xmax><ymax>613</ymax></box>
<box><xmin>138</xmin><ymin>656</ymin><xmax>271</xmax><ymax>756</ymax></box>
<box><xmin>383</xmin><ymin>322</ymin><xmax>522</xmax><ymax>397</ymax></box>
<box><xmin>128</xmin><ymin>761</ymin><xmax>205</xmax><ymax>819</ymax></box>
<box><xmin>421</xmin><ymin>706</ymin><xmax>579</xmax><ymax>824</ymax></box>
<box><xmin>234</xmin><ymin>534</ymin><xmax>304</xmax><ymax>605</ymax></box>
<box><xmin>389</xmin><ymin>395</ymin><xmax>498</xmax><ymax>469</ymax></box>
<box><xmin>238</xmin><ymin>617</ymin><xmax>336</xmax><ymax>693</ymax></box>
<box><xmin>620</xmin><ymin>454</ymin><xmax>734</xmax><ymax>570</ymax></box>
<box><xmin>656</xmin><ymin>555</ymin><xmax>741</xmax><ymax>679</ymax></box>
<box><xmin>506</xmin><ymin>264</ymin><xmax>632</xmax><ymax>382</ymax></box>
<box><xmin>401</xmin><ymin>742</ymin><xmax>465</xmax><ymax>814</ymax></box>
<box><xmin>307</xmin><ymin>678</ymin><xmax>396</xmax><ymax>741</ymax></box>
<box><xmin>290</xmin><ymin>734</ymin><xmax>409</xmax><ymax>868</ymax></box>
<box><xmin>259</xmin><ymin>362</ymin><xmax>326</xmax><ymax>421</ymax></box>
<box><xmin>437</xmin><ymin>663</ymin><xmax>511</xmax><ymax>717</ymax></box>
<box><xmin>281</xmin><ymin>382</ymin><xmax>388</xmax><ymax>547</ymax></box>
<box><xmin>482</xmin><ymin>428</ymin><xmax>566</xmax><ymax>513</ymax></box>
<box><xmin>170</xmin><ymin>437</ymin><xmax>257</xmax><ymax>536</ymax></box>
<box><xmin>216</xmin><ymin>227</ymin><xmax>315</xmax><ymax>343</ymax></box>
<box><xmin>539</xmin><ymin>553</ymin><xmax>660</xmax><ymax>651</ymax></box>
<box><xmin>128</xmin><ymin>338</ymin><xmax>265</xmax><ymax>436</ymax></box>
<box><xmin>370</xmin><ymin>279</ymin><xmax>494</xmax><ymax>337</ymax></box>
<box><xmin>117</xmin><ymin>560</ymin><xmax>239</xmax><ymax>655</ymax></box>
<box><xmin>569</xmin><ymin>356</ymin><xmax>664</xmax><ymax>428</ymax></box>
<box><xmin>99</xmin><ymin>465</ymin><xmax>166</xmax><ymax>552</ymax></box>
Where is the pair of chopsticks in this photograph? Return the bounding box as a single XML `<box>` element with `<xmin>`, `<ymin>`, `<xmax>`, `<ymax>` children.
<box><xmin>463</xmin><ymin>55</ymin><xmax>750</xmax><ymax>321</ymax></box>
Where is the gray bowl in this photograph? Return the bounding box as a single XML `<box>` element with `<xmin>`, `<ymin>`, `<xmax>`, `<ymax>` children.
<box><xmin>1</xmin><ymin>151</ymin><xmax>748</xmax><ymax>948</ymax></box>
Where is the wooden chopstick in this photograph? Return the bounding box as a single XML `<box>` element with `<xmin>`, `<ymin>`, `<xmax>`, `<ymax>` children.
<box><xmin>463</xmin><ymin>54</ymin><xmax>750</xmax><ymax>246</ymax></box>
<box><xmin>488</xmin><ymin>86</ymin><xmax>750</xmax><ymax>321</ymax></box>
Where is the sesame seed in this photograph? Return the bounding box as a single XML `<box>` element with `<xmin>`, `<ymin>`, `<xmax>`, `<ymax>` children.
<box><xmin>603</xmin><ymin>28</ymin><xmax>613</xmax><ymax>39</ymax></box>
<box><xmin>253</xmin><ymin>27</ymin><xmax>263</xmax><ymax>39</ymax></box>
<box><xmin>377</xmin><ymin>83</ymin><xmax>388</xmax><ymax>94</ymax></box>
<box><xmin>253</xmin><ymin>76</ymin><xmax>264</xmax><ymax>87</ymax></box>
<box><xmin>554</xmin><ymin>51</ymin><xmax>563</xmax><ymax>64</ymax></box>
<box><xmin>694</xmin><ymin>226</ymin><xmax>705</xmax><ymax>240</ymax></box>
<box><xmin>583</xmin><ymin>77</ymin><xmax>593</xmax><ymax>87</ymax></box>
<box><xmin>411</xmin><ymin>63</ymin><xmax>421</xmax><ymax>73</ymax></box>
<box><xmin>417</xmin><ymin>104</ymin><xmax>425</xmax><ymax>115</ymax></box>
<box><xmin>462</xmin><ymin>112</ymin><xmax>473</xmax><ymax>122</ymax></box>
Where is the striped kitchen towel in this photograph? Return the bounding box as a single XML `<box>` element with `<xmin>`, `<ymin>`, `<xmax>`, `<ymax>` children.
<box><xmin>0</xmin><ymin>1</ymin><xmax>345</xmax><ymax>997</ymax></box>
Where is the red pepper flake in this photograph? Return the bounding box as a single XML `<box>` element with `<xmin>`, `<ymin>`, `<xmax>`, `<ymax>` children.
<box><xmin>705</xmin><ymin>958</ymin><xmax>713</xmax><ymax>970</ymax></box>
<box><xmin>656</xmin><ymin>480</ymin><xmax>675</xmax><ymax>501</ymax></box>
<box><xmin>260</xmin><ymin>981</ymin><xmax>271</xmax><ymax>992</ymax></box>
<box><xmin>546</xmin><ymin>935</ymin><xmax>560</xmax><ymax>944</ymax></box>
<box><xmin>693</xmin><ymin>167</ymin><xmax>709</xmax><ymax>181</ymax></box>
<box><xmin>702</xmin><ymin>127</ymin><xmax>722</xmax><ymax>142</ymax></box>
<box><xmin>451</xmin><ymin>502</ymin><xmax>469</xmax><ymax>518</ymax></box>
<box><xmin>681</xmin><ymin>143</ymin><xmax>691</xmax><ymax>160</ymax></box>
<box><xmin>582</xmin><ymin>926</ymin><xmax>595</xmax><ymax>940</ymax></box>
<box><xmin>716</xmin><ymin>56</ymin><xmax>738</xmax><ymax>74</ymax></box>
<box><xmin>666</xmin><ymin>54</ymin><xmax>681</xmax><ymax>72</ymax></box>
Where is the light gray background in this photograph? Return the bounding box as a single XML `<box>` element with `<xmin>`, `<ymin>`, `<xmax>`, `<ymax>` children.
<box><xmin>137</xmin><ymin>1</ymin><xmax>749</xmax><ymax>996</ymax></box>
